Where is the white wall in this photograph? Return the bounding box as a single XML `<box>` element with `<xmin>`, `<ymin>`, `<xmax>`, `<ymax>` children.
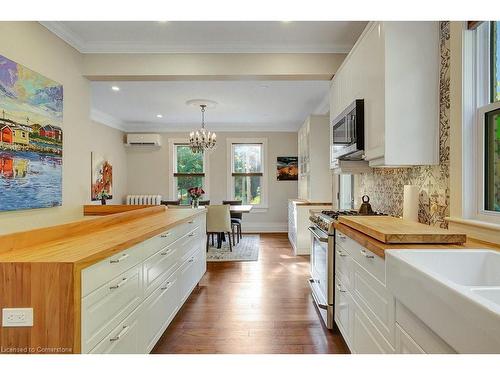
<box><xmin>126</xmin><ymin>132</ymin><xmax>298</xmax><ymax>232</ymax></box>
<box><xmin>0</xmin><ymin>22</ymin><xmax>127</xmax><ymax>234</ymax></box>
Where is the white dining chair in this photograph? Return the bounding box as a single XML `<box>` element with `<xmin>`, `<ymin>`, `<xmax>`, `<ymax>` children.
<box><xmin>206</xmin><ymin>205</ymin><xmax>233</xmax><ymax>251</ymax></box>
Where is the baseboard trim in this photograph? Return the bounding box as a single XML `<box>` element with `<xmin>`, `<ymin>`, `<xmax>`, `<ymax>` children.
<box><xmin>241</xmin><ymin>221</ymin><xmax>287</xmax><ymax>233</ymax></box>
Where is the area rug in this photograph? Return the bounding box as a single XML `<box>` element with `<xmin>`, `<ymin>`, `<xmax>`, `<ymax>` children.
<box><xmin>206</xmin><ymin>234</ymin><xmax>260</xmax><ymax>262</ymax></box>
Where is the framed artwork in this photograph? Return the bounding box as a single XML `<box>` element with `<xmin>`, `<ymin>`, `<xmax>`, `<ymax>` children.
<box><xmin>0</xmin><ymin>54</ymin><xmax>63</xmax><ymax>211</ymax></box>
<box><xmin>91</xmin><ymin>152</ymin><xmax>113</xmax><ymax>201</ymax></box>
<box><xmin>277</xmin><ymin>156</ymin><xmax>298</xmax><ymax>181</ymax></box>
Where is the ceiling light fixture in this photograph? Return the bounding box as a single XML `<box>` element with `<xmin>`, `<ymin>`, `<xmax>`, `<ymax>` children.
<box><xmin>188</xmin><ymin>103</ymin><xmax>216</xmax><ymax>154</ymax></box>
<box><xmin>111</xmin><ymin>86</ymin><xmax>120</xmax><ymax>92</ymax></box>
<box><xmin>156</xmin><ymin>114</ymin><xmax>163</xmax><ymax>118</ymax></box>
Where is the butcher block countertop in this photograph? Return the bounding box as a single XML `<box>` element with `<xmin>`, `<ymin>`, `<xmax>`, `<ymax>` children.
<box><xmin>334</xmin><ymin>221</ymin><xmax>500</xmax><ymax>259</ymax></box>
<box><xmin>0</xmin><ymin>205</ymin><xmax>205</xmax><ymax>268</ymax></box>
<box><xmin>338</xmin><ymin>216</ymin><xmax>467</xmax><ymax>244</ymax></box>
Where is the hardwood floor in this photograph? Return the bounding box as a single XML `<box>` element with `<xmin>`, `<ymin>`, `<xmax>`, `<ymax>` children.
<box><xmin>152</xmin><ymin>233</ymin><xmax>349</xmax><ymax>354</ymax></box>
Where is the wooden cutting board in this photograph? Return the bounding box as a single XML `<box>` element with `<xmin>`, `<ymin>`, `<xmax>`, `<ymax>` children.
<box><xmin>338</xmin><ymin>216</ymin><xmax>467</xmax><ymax>244</ymax></box>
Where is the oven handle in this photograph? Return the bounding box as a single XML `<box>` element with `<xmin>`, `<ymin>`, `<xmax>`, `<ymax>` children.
<box><xmin>308</xmin><ymin>226</ymin><xmax>329</xmax><ymax>243</ymax></box>
<box><xmin>308</xmin><ymin>279</ymin><xmax>328</xmax><ymax>310</ymax></box>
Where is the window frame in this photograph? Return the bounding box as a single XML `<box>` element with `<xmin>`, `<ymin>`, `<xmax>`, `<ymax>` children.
<box><xmin>463</xmin><ymin>21</ymin><xmax>500</xmax><ymax>224</ymax></box>
<box><xmin>168</xmin><ymin>138</ymin><xmax>209</xmax><ymax>202</ymax></box>
<box><xmin>226</xmin><ymin>138</ymin><xmax>268</xmax><ymax>210</ymax></box>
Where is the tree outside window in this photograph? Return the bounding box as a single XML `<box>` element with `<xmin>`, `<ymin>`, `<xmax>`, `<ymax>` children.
<box><xmin>232</xmin><ymin>144</ymin><xmax>263</xmax><ymax>205</ymax></box>
<box><xmin>174</xmin><ymin>144</ymin><xmax>205</xmax><ymax>204</ymax></box>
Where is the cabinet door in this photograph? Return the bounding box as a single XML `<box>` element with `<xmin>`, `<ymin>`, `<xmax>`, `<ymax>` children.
<box><xmin>395</xmin><ymin>323</ymin><xmax>425</xmax><ymax>354</ymax></box>
<box><xmin>140</xmin><ymin>273</ymin><xmax>180</xmax><ymax>353</ymax></box>
<box><xmin>178</xmin><ymin>251</ymin><xmax>198</xmax><ymax>304</ymax></box>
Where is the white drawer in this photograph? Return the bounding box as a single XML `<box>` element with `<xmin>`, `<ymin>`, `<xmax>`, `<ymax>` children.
<box><xmin>352</xmin><ymin>297</ymin><xmax>395</xmax><ymax>354</ymax></box>
<box><xmin>142</xmin><ymin>226</ymin><xmax>200</xmax><ymax>298</ymax></box>
<box><xmin>140</xmin><ymin>272</ymin><xmax>180</xmax><ymax>353</ymax></box>
<box><xmin>141</xmin><ymin>220</ymin><xmax>198</xmax><ymax>259</ymax></box>
<box><xmin>334</xmin><ymin>276</ymin><xmax>354</xmax><ymax>350</ymax></box>
<box><xmin>396</xmin><ymin>323</ymin><xmax>425</xmax><ymax>354</ymax></box>
<box><xmin>82</xmin><ymin>243</ymin><xmax>145</xmax><ymax>297</ymax></box>
<box><xmin>90</xmin><ymin>308</ymin><xmax>141</xmax><ymax>354</ymax></box>
<box><xmin>351</xmin><ymin>259</ymin><xmax>395</xmax><ymax>346</ymax></box>
<box><xmin>336</xmin><ymin>230</ymin><xmax>385</xmax><ymax>284</ymax></box>
<box><xmin>82</xmin><ymin>265</ymin><xmax>143</xmax><ymax>353</ymax></box>
<box><xmin>335</xmin><ymin>244</ymin><xmax>352</xmax><ymax>290</ymax></box>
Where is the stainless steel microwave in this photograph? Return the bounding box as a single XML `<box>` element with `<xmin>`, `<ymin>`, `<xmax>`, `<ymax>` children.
<box><xmin>330</xmin><ymin>99</ymin><xmax>364</xmax><ymax>169</ymax></box>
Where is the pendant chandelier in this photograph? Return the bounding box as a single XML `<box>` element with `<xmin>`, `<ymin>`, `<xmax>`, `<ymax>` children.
<box><xmin>189</xmin><ymin>104</ymin><xmax>216</xmax><ymax>153</ymax></box>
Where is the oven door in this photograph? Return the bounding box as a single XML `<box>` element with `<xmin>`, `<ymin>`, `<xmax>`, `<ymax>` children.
<box><xmin>308</xmin><ymin>226</ymin><xmax>329</xmax><ymax>306</ymax></box>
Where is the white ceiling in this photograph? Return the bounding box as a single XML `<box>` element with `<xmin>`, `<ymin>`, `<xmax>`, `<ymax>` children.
<box><xmin>90</xmin><ymin>80</ymin><xmax>330</xmax><ymax>132</ymax></box>
<box><xmin>41</xmin><ymin>21</ymin><xmax>367</xmax><ymax>53</ymax></box>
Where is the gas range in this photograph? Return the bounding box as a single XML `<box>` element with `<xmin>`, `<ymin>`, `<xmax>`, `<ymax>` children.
<box><xmin>309</xmin><ymin>210</ymin><xmax>387</xmax><ymax>234</ymax></box>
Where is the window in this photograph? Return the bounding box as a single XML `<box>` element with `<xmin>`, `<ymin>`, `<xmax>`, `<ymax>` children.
<box><xmin>465</xmin><ymin>21</ymin><xmax>500</xmax><ymax>222</ymax></box>
<box><xmin>227</xmin><ymin>139</ymin><xmax>268</xmax><ymax>208</ymax></box>
<box><xmin>173</xmin><ymin>143</ymin><xmax>206</xmax><ymax>204</ymax></box>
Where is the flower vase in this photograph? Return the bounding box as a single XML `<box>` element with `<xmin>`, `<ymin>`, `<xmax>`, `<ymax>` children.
<box><xmin>191</xmin><ymin>199</ymin><xmax>199</xmax><ymax>209</ymax></box>
<box><xmin>101</xmin><ymin>197</ymin><xmax>107</xmax><ymax>205</ymax></box>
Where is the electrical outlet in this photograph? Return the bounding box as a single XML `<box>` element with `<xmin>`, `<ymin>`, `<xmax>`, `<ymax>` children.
<box><xmin>2</xmin><ymin>308</ymin><xmax>33</xmax><ymax>327</ymax></box>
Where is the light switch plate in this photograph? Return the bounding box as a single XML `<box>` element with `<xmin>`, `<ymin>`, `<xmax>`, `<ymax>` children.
<box><xmin>2</xmin><ymin>308</ymin><xmax>33</xmax><ymax>327</ymax></box>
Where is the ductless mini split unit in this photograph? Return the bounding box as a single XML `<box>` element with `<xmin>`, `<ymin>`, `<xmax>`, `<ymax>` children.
<box><xmin>126</xmin><ymin>134</ymin><xmax>162</xmax><ymax>146</ymax></box>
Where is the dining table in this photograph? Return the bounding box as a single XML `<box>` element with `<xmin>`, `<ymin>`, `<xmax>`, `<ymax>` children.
<box><xmin>229</xmin><ymin>204</ymin><xmax>253</xmax><ymax>214</ymax></box>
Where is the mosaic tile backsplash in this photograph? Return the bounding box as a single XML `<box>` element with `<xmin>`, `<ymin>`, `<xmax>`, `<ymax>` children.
<box><xmin>358</xmin><ymin>21</ymin><xmax>450</xmax><ymax>228</ymax></box>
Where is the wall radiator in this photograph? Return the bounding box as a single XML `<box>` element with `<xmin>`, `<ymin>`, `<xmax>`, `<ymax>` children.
<box><xmin>126</xmin><ymin>195</ymin><xmax>162</xmax><ymax>205</ymax></box>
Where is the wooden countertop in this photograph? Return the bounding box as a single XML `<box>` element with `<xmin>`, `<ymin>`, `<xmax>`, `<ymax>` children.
<box><xmin>334</xmin><ymin>222</ymin><xmax>500</xmax><ymax>259</ymax></box>
<box><xmin>338</xmin><ymin>216</ymin><xmax>467</xmax><ymax>244</ymax></box>
<box><xmin>0</xmin><ymin>206</ymin><xmax>205</xmax><ymax>268</ymax></box>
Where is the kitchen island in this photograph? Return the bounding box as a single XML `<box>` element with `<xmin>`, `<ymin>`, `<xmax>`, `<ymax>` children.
<box><xmin>0</xmin><ymin>206</ymin><xmax>207</xmax><ymax>354</ymax></box>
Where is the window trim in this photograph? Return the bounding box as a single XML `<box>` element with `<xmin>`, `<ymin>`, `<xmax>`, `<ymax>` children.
<box><xmin>463</xmin><ymin>22</ymin><xmax>500</xmax><ymax>224</ymax></box>
<box><xmin>226</xmin><ymin>138</ymin><xmax>268</xmax><ymax>210</ymax></box>
<box><xmin>168</xmin><ymin>138</ymin><xmax>209</xmax><ymax>201</ymax></box>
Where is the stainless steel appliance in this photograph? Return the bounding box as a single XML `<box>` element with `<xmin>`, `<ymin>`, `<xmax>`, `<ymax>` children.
<box><xmin>308</xmin><ymin>209</ymin><xmax>386</xmax><ymax>329</ymax></box>
<box><xmin>330</xmin><ymin>99</ymin><xmax>365</xmax><ymax>169</ymax></box>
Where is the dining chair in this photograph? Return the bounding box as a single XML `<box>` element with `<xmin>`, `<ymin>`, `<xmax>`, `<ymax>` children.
<box><xmin>222</xmin><ymin>200</ymin><xmax>243</xmax><ymax>244</ymax></box>
<box><xmin>206</xmin><ymin>205</ymin><xmax>232</xmax><ymax>251</ymax></box>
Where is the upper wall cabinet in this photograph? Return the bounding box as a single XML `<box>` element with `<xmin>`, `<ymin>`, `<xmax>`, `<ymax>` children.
<box><xmin>330</xmin><ymin>22</ymin><xmax>440</xmax><ymax>167</ymax></box>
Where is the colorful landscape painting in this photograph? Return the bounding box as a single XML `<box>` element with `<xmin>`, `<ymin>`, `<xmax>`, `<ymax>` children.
<box><xmin>0</xmin><ymin>54</ymin><xmax>63</xmax><ymax>211</ymax></box>
<box><xmin>277</xmin><ymin>156</ymin><xmax>298</xmax><ymax>181</ymax></box>
<box><xmin>91</xmin><ymin>152</ymin><xmax>113</xmax><ymax>201</ymax></box>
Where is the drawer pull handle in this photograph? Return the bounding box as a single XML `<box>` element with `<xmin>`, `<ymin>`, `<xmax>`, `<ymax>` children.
<box><xmin>160</xmin><ymin>282</ymin><xmax>171</xmax><ymax>291</ymax></box>
<box><xmin>109</xmin><ymin>277</ymin><xmax>128</xmax><ymax>290</ymax></box>
<box><xmin>360</xmin><ymin>249</ymin><xmax>375</xmax><ymax>259</ymax></box>
<box><xmin>188</xmin><ymin>220</ymin><xmax>194</xmax><ymax>224</ymax></box>
<box><xmin>337</xmin><ymin>233</ymin><xmax>346</xmax><ymax>240</ymax></box>
<box><xmin>160</xmin><ymin>249</ymin><xmax>171</xmax><ymax>256</ymax></box>
<box><xmin>337</xmin><ymin>250</ymin><xmax>347</xmax><ymax>257</ymax></box>
<box><xmin>188</xmin><ymin>233</ymin><xmax>195</xmax><ymax>237</ymax></box>
<box><xmin>110</xmin><ymin>253</ymin><xmax>129</xmax><ymax>264</ymax></box>
<box><xmin>109</xmin><ymin>325</ymin><xmax>130</xmax><ymax>342</ymax></box>
<box><xmin>188</xmin><ymin>257</ymin><xmax>194</xmax><ymax>263</ymax></box>
<box><xmin>337</xmin><ymin>283</ymin><xmax>347</xmax><ymax>293</ymax></box>
<box><xmin>160</xmin><ymin>232</ymin><xmax>171</xmax><ymax>238</ymax></box>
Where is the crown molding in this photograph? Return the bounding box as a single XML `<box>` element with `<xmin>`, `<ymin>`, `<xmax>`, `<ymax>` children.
<box><xmin>120</xmin><ymin>121</ymin><xmax>301</xmax><ymax>133</ymax></box>
<box><xmin>90</xmin><ymin>109</ymin><xmax>126</xmax><ymax>131</ymax></box>
<box><xmin>39</xmin><ymin>22</ymin><xmax>353</xmax><ymax>54</ymax></box>
<box><xmin>39</xmin><ymin>21</ymin><xmax>87</xmax><ymax>52</ymax></box>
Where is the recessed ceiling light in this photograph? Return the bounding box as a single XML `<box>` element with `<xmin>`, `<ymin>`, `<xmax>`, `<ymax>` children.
<box><xmin>260</xmin><ymin>84</ymin><xmax>269</xmax><ymax>89</ymax></box>
<box><xmin>156</xmin><ymin>114</ymin><xmax>163</xmax><ymax>118</ymax></box>
<box><xmin>111</xmin><ymin>86</ymin><xmax>120</xmax><ymax>92</ymax></box>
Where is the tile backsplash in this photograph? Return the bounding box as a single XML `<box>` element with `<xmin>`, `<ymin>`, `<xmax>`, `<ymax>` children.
<box><xmin>357</xmin><ymin>21</ymin><xmax>450</xmax><ymax>228</ymax></box>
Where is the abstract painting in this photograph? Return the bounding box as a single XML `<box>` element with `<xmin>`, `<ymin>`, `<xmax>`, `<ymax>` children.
<box><xmin>277</xmin><ymin>156</ymin><xmax>298</xmax><ymax>181</ymax></box>
<box><xmin>91</xmin><ymin>152</ymin><xmax>113</xmax><ymax>201</ymax></box>
<box><xmin>0</xmin><ymin>54</ymin><xmax>63</xmax><ymax>211</ymax></box>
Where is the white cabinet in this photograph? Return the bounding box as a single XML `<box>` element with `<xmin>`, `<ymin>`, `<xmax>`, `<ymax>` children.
<box><xmin>334</xmin><ymin>228</ymin><xmax>458</xmax><ymax>354</ymax></box>
<box><xmin>330</xmin><ymin>22</ymin><xmax>440</xmax><ymax>167</ymax></box>
<box><xmin>298</xmin><ymin>115</ymin><xmax>332</xmax><ymax>202</ymax></box>
<box><xmin>334</xmin><ymin>229</ymin><xmax>395</xmax><ymax>354</ymax></box>
<box><xmin>81</xmin><ymin>213</ymin><xmax>207</xmax><ymax>354</ymax></box>
<box><xmin>288</xmin><ymin>199</ymin><xmax>331</xmax><ymax>255</ymax></box>
<box><xmin>140</xmin><ymin>272</ymin><xmax>180</xmax><ymax>353</ymax></box>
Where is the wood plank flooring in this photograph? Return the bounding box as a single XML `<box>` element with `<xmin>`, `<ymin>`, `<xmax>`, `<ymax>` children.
<box><xmin>152</xmin><ymin>233</ymin><xmax>349</xmax><ymax>354</ymax></box>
